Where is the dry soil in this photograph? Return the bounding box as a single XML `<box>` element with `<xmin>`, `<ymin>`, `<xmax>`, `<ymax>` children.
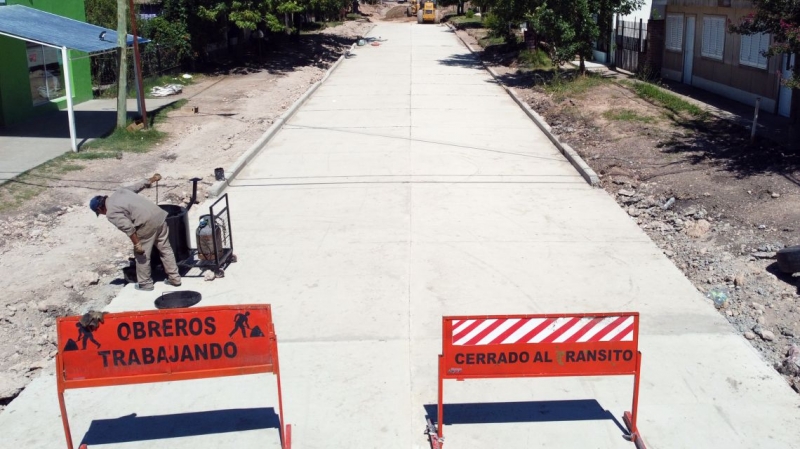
<box><xmin>0</xmin><ymin>19</ymin><xmax>374</xmax><ymax>411</ymax></box>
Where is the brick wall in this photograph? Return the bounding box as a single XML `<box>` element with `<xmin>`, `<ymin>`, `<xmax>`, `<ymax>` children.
<box><xmin>643</xmin><ymin>19</ymin><xmax>665</xmax><ymax>75</ymax></box>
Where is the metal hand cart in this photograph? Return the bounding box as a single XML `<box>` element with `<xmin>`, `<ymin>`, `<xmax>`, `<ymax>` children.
<box><xmin>177</xmin><ymin>193</ymin><xmax>236</xmax><ymax>278</ymax></box>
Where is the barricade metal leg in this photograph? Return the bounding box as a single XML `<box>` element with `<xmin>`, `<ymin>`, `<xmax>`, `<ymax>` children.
<box><xmin>438</xmin><ymin>355</ymin><xmax>444</xmax><ymax>440</ymax></box>
<box><xmin>58</xmin><ymin>390</ymin><xmax>74</xmax><ymax>449</ymax></box>
<box><xmin>57</xmin><ymin>356</ymin><xmax>75</xmax><ymax>449</ymax></box>
<box><xmin>272</xmin><ymin>325</ymin><xmax>291</xmax><ymax>449</ymax></box>
<box><xmin>425</xmin><ymin>355</ymin><xmax>444</xmax><ymax>449</ymax></box>
<box><xmin>623</xmin><ymin>351</ymin><xmax>646</xmax><ymax>449</ymax></box>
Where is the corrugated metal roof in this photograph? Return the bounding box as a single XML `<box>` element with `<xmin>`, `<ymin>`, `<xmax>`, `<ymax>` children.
<box><xmin>0</xmin><ymin>5</ymin><xmax>146</xmax><ymax>53</ymax></box>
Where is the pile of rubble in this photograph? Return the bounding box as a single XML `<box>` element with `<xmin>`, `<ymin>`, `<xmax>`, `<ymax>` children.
<box><xmin>607</xmin><ymin>175</ymin><xmax>800</xmax><ymax>392</ymax></box>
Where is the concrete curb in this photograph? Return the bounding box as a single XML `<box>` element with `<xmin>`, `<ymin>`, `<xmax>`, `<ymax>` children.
<box><xmin>445</xmin><ymin>23</ymin><xmax>601</xmax><ymax>187</ymax></box>
<box><xmin>208</xmin><ymin>37</ymin><xmax>366</xmax><ymax>198</ymax></box>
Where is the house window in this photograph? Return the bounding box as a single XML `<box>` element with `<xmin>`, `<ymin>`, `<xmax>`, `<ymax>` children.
<box><xmin>666</xmin><ymin>14</ymin><xmax>683</xmax><ymax>51</ymax></box>
<box><xmin>702</xmin><ymin>16</ymin><xmax>726</xmax><ymax>60</ymax></box>
<box><xmin>739</xmin><ymin>32</ymin><xmax>769</xmax><ymax>69</ymax></box>
<box><xmin>26</xmin><ymin>42</ymin><xmax>65</xmax><ymax>106</ymax></box>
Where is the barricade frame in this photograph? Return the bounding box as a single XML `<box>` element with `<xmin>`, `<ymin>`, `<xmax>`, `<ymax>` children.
<box><xmin>429</xmin><ymin>312</ymin><xmax>645</xmax><ymax>449</ymax></box>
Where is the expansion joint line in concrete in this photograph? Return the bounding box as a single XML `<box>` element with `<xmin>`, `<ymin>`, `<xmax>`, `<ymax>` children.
<box><xmin>406</xmin><ymin>22</ymin><xmax>415</xmax><ymax>445</ymax></box>
<box><xmin>208</xmin><ymin>32</ymin><xmax>370</xmax><ymax>198</ymax></box>
<box><xmin>444</xmin><ymin>23</ymin><xmax>601</xmax><ymax>187</ymax></box>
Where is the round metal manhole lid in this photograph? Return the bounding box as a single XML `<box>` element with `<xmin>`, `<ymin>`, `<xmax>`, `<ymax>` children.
<box><xmin>154</xmin><ymin>291</ymin><xmax>202</xmax><ymax>309</ymax></box>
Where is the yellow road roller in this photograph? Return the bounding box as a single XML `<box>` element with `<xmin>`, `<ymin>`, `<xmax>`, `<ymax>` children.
<box><xmin>417</xmin><ymin>1</ymin><xmax>440</xmax><ymax>23</ymax></box>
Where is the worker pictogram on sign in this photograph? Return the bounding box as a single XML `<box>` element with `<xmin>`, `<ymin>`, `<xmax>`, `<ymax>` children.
<box><xmin>427</xmin><ymin>312</ymin><xmax>646</xmax><ymax>449</ymax></box>
<box><xmin>56</xmin><ymin>305</ymin><xmax>291</xmax><ymax>449</ymax></box>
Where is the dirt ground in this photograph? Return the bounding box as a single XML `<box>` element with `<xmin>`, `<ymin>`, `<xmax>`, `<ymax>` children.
<box><xmin>452</xmin><ymin>26</ymin><xmax>800</xmax><ymax>392</ymax></box>
<box><xmin>0</xmin><ymin>19</ymin><xmax>374</xmax><ymax>410</ymax></box>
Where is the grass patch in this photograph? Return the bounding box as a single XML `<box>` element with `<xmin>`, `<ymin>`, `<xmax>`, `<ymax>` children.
<box><xmin>449</xmin><ymin>15</ymin><xmax>484</xmax><ymax>29</ymax></box>
<box><xmin>70</xmin><ymin>99</ymin><xmax>186</xmax><ymax>158</ymax></box>
<box><xmin>518</xmin><ymin>48</ymin><xmax>552</xmax><ymax>70</ymax></box>
<box><xmin>626</xmin><ymin>81</ymin><xmax>705</xmax><ymax>117</ymax></box>
<box><xmin>0</xmin><ymin>99</ymin><xmax>186</xmax><ymax>212</ymax></box>
<box><xmin>478</xmin><ymin>35</ymin><xmax>505</xmax><ymax>47</ymax></box>
<box><xmin>543</xmin><ymin>72</ymin><xmax>610</xmax><ymax>100</ymax></box>
<box><xmin>0</xmin><ymin>172</ymin><xmax>47</xmax><ymax>212</ymax></box>
<box><xmin>602</xmin><ymin>109</ymin><xmax>655</xmax><ymax>123</ymax></box>
<box><xmin>346</xmin><ymin>13</ymin><xmax>361</xmax><ymax>20</ymax></box>
<box><xmin>53</xmin><ymin>163</ymin><xmax>85</xmax><ymax>172</ymax></box>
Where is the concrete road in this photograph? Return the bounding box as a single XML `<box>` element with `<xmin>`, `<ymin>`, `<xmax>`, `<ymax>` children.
<box><xmin>2</xmin><ymin>22</ymin><xmax>800</xmax><ymax>449</ymax></box>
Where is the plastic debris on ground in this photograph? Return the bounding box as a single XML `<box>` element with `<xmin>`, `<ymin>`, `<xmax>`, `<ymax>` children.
<box><xmin>706</xmin><ymin>288</ymin><xmax>729</xmax><ymax>309</ymax></box>
<box><xmin>150</xmin><ymin>84</ymin><xmax>183</xmax><ymax>97</ymax></box>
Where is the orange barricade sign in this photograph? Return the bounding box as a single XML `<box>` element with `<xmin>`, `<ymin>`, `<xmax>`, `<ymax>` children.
<box><xmin>429</xmin><ymin>312</ymin><xmax>645</xmax><ymax>449</ymax></box>
<box><xmin>55</xmin><ymin>305</ymin><xmax>290</xmax><ymax>449</ymax></box>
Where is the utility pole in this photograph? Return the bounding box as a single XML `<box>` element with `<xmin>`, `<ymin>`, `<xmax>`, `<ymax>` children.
<box><xmin>116</xmin><ymin>0</ymin><xmax>128</xmax><ymax>129</ymax></box>
<box><xmin>128</xmin><ymin>0</ymin><xmax>148</xmax><ymax>128</ymax></box>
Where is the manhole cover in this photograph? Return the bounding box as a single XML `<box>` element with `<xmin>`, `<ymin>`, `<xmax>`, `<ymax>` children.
<box><xmin>155</xmin><ymin>291</ymin><xmax>202</xmax><ymax>309</ymax></box>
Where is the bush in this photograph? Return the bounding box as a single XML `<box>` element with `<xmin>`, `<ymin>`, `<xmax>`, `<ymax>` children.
<box><xmin>482</xmin><ymin>13</ymin><xmax>503</xmax><ymax>34</ymax></box>
<box><xmin>465</xmin><ymin>10</ymin><xmax>474</xmax><ymax>19</ymax></box>
<box><xmin>518</xmin><ymin>48</ymin><xmax>552</xmax><ymax>69</ymax></box>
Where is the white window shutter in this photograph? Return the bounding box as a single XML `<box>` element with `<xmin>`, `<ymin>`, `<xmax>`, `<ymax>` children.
<box><xmin>702</xmin><ymin>16</ymin><xmax>725</xmax><ymax>60</ymax></box>
<box><xmin>739</xmin><ymin>32</ymin><xmax>769</xmax><ymax>69</ymax></box>
<box><xmin>666</xmin><ymin>14</ymin><xmax>683</xmax><ymax>51</ymax></box>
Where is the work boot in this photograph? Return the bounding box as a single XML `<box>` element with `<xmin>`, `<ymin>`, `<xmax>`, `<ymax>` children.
<box><xmin>135</xmin><ymin>283</ymin><xmax>154</xmax><ymax>291</ymax></box>
<box><xmin>164</xmin><ymin>278</ymin><xmax>182</xmax><ymax>287</ymax></box>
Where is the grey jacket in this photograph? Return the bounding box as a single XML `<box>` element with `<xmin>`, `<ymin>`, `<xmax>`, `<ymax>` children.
<box><xmin>105</xmin><ymin>186</ymin><xmax>167</xmax><ymax>238</ymax></box>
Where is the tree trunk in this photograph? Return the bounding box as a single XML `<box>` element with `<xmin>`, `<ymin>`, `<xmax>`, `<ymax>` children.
<box><xmin>579</xmin><ymin>55</ymin><xmax>586</xmax><ymax>73</ymax></box>
<box><xmin>116</xmin><ymin>0</ymin><xmax>128</xmax><ymax>129</ymax></box>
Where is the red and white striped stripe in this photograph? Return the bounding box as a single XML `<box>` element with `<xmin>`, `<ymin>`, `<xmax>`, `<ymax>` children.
<box><xmin>450</xmin><ymin>316</ymin><xmax>635</xmax><ymax>346</ymax></box>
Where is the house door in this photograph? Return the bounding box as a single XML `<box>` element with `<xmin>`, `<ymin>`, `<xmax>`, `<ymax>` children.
<box><xmin>683</xmin><ymin>16</ymin><xmax>695</xmax><ymax>85</ymax></box>
<box><xmin>778</xmin><ymin>54</ymin><xmax>795</xmax><ymax>118</ymax></box>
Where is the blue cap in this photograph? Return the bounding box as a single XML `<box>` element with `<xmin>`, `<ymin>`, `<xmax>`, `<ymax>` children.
<box><xmin>89</xmin><ymin>195</ymin><xmax>106</xmax><ymax>216</ymax></box>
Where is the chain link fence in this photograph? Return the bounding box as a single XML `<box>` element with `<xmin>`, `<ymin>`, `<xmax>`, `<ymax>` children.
<box><xmin>90</xmin><ymin>43</ymin><xmax>183</xmax><ymax>98</ymax></box>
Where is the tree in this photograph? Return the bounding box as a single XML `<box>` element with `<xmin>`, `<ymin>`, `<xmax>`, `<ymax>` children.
<box><xmin>85</xmin><ymin>0</ymin><xmax>118</xmax><ymax>29</ymax></box>
<box><xmin>533</xmin><ymin>0</ymin><xmax>642</xmax><ymax>72</ymax></box>
<box><xmin>728</xmin><ymin>0</ymin><xmax>800</xmax><ymax>89</ymax></box>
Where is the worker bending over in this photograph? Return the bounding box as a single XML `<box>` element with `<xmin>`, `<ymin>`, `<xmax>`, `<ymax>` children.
<box><xmin>89</xmin><ymin>174</ymin><xmax>182</xmax><ymax>291</ymax></box>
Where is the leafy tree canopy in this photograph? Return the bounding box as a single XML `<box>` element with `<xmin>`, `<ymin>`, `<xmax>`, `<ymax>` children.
<box><xmin>729</xmin><ymin>0</ymin><xmax>799</xmax><ymax>88</ymax></box>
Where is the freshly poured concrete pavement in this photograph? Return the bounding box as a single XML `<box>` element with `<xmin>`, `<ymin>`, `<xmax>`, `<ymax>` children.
<box><xmin>2</xmin><ymin>23</ymin><xmax>800</xmax><ymax>449</ymax></box>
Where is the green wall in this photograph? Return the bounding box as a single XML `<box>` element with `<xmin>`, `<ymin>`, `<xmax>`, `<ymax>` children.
<box><xmin>0</xmin><ymin>0</ymin><xmax>93</xmax><ymax>127</ymax></box>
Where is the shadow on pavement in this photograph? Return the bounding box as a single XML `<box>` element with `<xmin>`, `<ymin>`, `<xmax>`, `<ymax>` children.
<box><xmin>80</xmin><ymin>407</ymin><xmax>280</xmax><ymax>445</ymax></box>
<box><xmin>423</xmin><ymin>399</ymin><xmax>627</xmax><ymax>434</ymax></box>
<box><xmin>0</xmin><ymin>102</ymin><xmax>178</xmax><ymax>142</ymax></box>
<box><xmin>205</xmin><ymin>34</ymin><xmax>357</xmax><ymax>77</ymax></box>
<box><xmin>437</xmin><ymin>53</ymin><xmax>483</xmax><ymax>69</ymax></box>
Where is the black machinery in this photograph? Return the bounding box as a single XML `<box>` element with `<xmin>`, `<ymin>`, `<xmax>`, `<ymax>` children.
<box><xmin>125</xmin><ymin>178</ymin><xmax>235</xmax><ymax>282</ymax></box>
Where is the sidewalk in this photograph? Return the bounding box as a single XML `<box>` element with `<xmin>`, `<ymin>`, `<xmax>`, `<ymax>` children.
<box><xmin>577</xmin><ymin>60</ymin><xmax>798</xmax><ymax>149</ymax></box>
<box><xmin>0</xmin><ymin>98</ymin><xmax>177</xmax><ymax>185</ymax></box>
<box><xmin>661</xmin><ymin>79</ymin><xmax>798</xmax><ymax>148</ymax></box>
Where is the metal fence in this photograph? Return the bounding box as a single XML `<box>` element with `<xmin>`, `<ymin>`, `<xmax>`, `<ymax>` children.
<box><xmin>615</xmin><ymin>19</ymin><xmax>648</xmax><ymax>73</ymax></box>
<box><xmin>89</xmin><ymin>43</ymin><xmax>182</xmax><ymax>97</ymax></box>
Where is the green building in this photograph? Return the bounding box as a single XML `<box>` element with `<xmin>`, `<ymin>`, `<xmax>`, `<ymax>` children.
<box><xmin>0</xmin><ymin>0</ymin><xmax>93</xmax><ymax>128</ymax></box>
